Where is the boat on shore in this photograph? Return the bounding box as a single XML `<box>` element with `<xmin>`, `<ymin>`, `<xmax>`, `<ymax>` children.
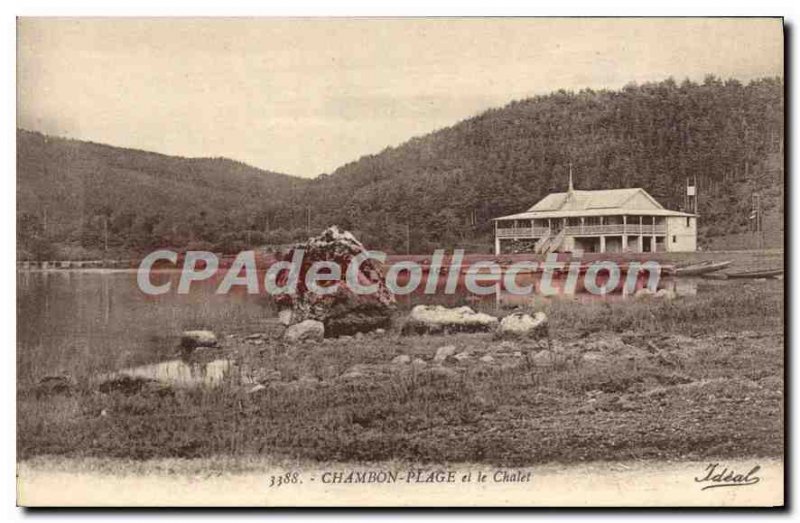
<box><xmin>701</xmin><ymin>272</ymin><xmax>729</xmax><ymax>280</ymax></box>
<box><xmin>675</xmin><ymin>260</ymin><xmax>732</xmax><ymax>277</ymax></box>
<box><xmin>724</xmin><ymin>268</ymin><xmax>783</xmax><ymax>280</ymax></box>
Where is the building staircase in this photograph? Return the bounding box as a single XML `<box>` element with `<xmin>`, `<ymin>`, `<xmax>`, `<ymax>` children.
<box><xmin>534</xmin><ymin>229</ymin><xmax>566</xmax><ymax>254</ymax></box>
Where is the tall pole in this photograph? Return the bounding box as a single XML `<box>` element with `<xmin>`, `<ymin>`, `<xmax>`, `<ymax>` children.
<box><xmin>685</xmin><ymin>177</ymin><xmax>689</xmax><ymax>212</ymax></box>
<box><xmin>406</xmin><ymin>223</ymin><xmax>410</xmax><ymax>255</ymax></box>
<box><xmin>758</xmin><ymin>193</ymin><xmax>764</xmax><ymax>250</ymax></box>
<box><xmin>103</xmin><ymin>215</ymin><xmax>108</xmax><ymax>264</ymax></box>
<box><xmin>753</xmin><ymin>192</ymin><xmax>763</xmax><ymax>250</ymax></box>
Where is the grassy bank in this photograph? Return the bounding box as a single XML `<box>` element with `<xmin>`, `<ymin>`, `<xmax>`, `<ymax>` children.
<box><xmin>18</xmin><ymin>279</ymin><xmax>784</xmax><ymax>466</ymax></box>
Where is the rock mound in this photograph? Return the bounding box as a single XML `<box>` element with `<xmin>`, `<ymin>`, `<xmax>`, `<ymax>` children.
<box><xmin>497</xmin><ymin>311</ymin><xmax>548</xmax><ymax>339</ymax></box>
<box><xmin>402</xmin><ymin>305</ymin><xmax>498</xmax><ymax>335</ymax></box>
<box><xmin>284</xmin><ymin>319</ymin><xmax>325</xmax><ymax>343</ymax></box>
<box><xmin>180</xmin><ymin>330</ymin><xmax>218</xmax><ymax>350</ymax></box>
<box><xmin>275</xmin><ymin>226</ymin><xmax>395</xmax><ymax>337</ymax></box>
<box><xmin>33</xmin><ymin>375</ymin><xmax>74</xmax><ymax>397</ymax></box>
<box><xmin>433</xmin><ymin>345</ymin><xmax>457</xmax><ymax>362</ymax></box>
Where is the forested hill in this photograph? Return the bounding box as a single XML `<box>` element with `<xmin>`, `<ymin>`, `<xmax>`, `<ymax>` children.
<box><xmin>294</xmin><ymin>76</ymin><xmax>783</xmax><ymax>253</ymax></box>
<box><xmin>17</xmin><ymin>130</ymin><xmax>304</xmax><ymax>259</ymax></box>
<box><xmin>17</xmin><ymin>75</ymin><xmax>783</xmax><ymax>259</ymax></box>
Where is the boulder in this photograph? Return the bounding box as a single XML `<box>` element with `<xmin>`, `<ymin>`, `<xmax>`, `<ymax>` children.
<box><xmin>479</xmin><ymin>355</ymin><xmax>495</xmax><ymax>363</ymax></box>
<box><xmin>531</xmin><ymin>349</ymin><xmax>554</xmax><ymax>366</ymax></box>
<box><xmin>655</xmin><ymin>288</ymin><xmax>677</xmax><ymax>300</ymax></box>
<box><xmin>34</xmin><ymin>374</ymin><xmax>74</xmax><ymax>397</ymax></box>
<box><xmin>411</xmin><ymin>358</ymin><xmax>427</xmax><ymax>367</ymax></box>
<box><xmin>433</xmin><ymin>345</ymin><xmax>457</xmax><ymax>362</ymax></box>
<box><xmin>453</xmin><ymin>352</ymin><xmax>471</xmax><ymax>362</ymax></box>
<box><xmin>402</xmin><ymin>305</ymin><xmax>499</xmax><ymax>335</ymax></box>
<box><xmin>392</xmin><ymin>354</ymin><xmax>411</xmax><ymax>365</ymax></box>
<box><xmin>497</xmin><ymin>311</ymin><xmax>548</xmax><ymax>339</ymax></box>
<box><xmin>274</xmin><ymin>226</ymin><xmax>395</xmax><ymax>337</ymax></box>
<box><xmin>284</xmin><ymin>319</ymin><xmax>325</xmax><ymax>343</ymax></box>
<box><xmin>582</xmin><ymin>352</ymin><xmax>606</xmax><ymax>363</ymax></box>
<box><xmin>180</xmin><ymin>330</ymin><xmax>218</xmax><ymax>350</ymax></box>
<box><xmin>278</xmin><ymin>309</ymin><xmax>294</xmax><ymax>326</ymax></box>
<box><xmin>339</xmin><ymin>370</ymin><xmax>365</xmax><ymax>380</ymax></box>
<box><xmin>634</xmin><ymin>288</ymin><xmax>655</xmax><ymax>299</ymax></box>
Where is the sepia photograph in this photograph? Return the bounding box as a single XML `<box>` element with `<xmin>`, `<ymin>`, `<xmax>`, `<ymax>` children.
<box><xmin>14</xmin><ymin>16</ymin><xmax>785</xmax><ymax>507</ymax></box>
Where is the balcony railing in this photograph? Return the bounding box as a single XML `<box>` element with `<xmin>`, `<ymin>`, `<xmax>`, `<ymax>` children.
<box><xmin>496</xmin><ymin>226</ymin><xmax>550</xmax><ymax>238</ymax></box>
<box><xmin>497</xmin><ymin>223</ymin><xmax>666</xmax><ymax>238</ymax></box>
<box><xmin>564</xmin><ymin>224</ymin><xmax>667</xmax><ymax>235</ymax></box>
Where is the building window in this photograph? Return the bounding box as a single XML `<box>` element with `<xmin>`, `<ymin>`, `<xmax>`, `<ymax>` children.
<box><xmin>672</xmin><ymin>235</ymin><xmax>677</xmax><ymax>243</ymax></box>
<box><xmin>686</xmin><ymin>217</ymin><xmax>691</xmax><ymax>227</ymax></box>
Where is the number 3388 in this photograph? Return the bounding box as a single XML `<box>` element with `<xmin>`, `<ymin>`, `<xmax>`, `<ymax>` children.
<box><xmin>269</xmin><ymin>471</ymin><xmax>300</xmax><ymax>488</ymax></box>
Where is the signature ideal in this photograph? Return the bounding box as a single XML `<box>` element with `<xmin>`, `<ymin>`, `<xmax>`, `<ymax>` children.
<box><xmin>694</xmin><ymin>463</ymin><xmax>761</xmax><ymax>490</ymax></box>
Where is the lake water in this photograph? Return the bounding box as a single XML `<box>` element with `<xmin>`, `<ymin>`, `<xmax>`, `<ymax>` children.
<box><xmin>17</xmin><ymin>269</ymin><xmax>697</xmax><ymax>384</ymax></box>
<box><xmin>17</xmin><ymin>270</ymin><xmax>274</xmax><ymax>383</ymax></box>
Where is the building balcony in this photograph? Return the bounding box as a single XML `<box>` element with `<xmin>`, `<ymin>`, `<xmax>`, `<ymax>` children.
<box><xmin>496</xmin><ymin>226</ymin><xmax>550</xmax><ymax>239</ymax></box>
<box><xmin>564</xmin><ymin>224</ymin><xmax>667</xmax><ymax>236</ymax></box>
<box><xmin>496</xmin><ymin>223</ymin><xmax>666</xmax><ymax>239</ymax></box>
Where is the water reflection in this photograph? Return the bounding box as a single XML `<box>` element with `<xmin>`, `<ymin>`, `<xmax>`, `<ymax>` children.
<box><xmin>17</xmin><ymin>270</ymin><xmax>273</xmax><ymax>382</ymax></box>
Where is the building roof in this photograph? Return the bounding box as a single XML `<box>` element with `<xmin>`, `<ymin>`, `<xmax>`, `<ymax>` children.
<box><xmin>495</xmin><ymin>187</ymin><xmax>697</xmax><ymax>220</ymax></box>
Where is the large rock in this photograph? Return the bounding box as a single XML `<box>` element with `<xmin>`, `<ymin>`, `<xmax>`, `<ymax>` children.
<box><xmin>274</xmin><ymin>226</ymin><xmax>395</xmax><ymax>337</ymax></box>
<box><xmin>180</xmin><ymin>330</ymin><xmax>218</xmax><ymax>350</ymax></box>
<box><xmin>391</xmin><ymin>354</ymin><xmax>411</xmax><ymax>365</ymax></box>
<box><xmin>655</xmin><ymin>288</ymin><xmax>677</xmax><ymax>300</ymax></box>
<box><xmin>497</xmin><ymin>311</ymin><xmax>548</xmax><ymax>339</ymax></box>
<box><xmin>34</xmin><ymin>374</ymin><xmax>74</xmax><ymax>397</ymax></box>
<box><xmin>531</xmin><ymin>349</ymin><xmax>555</xmax><ymax>366</ymax></box>
<box><xmin>284</xmin><ymin>319</ymin><xmax>325</xmax><ymax>343</ymax></box>
<box><xmin>433</xmin><ymin>344</ymin><xmax>457</xmax><ymax>362</ymax></box>
<box><xmin>278</xmin><ymin>309</ymin><xmax>293</xmax><ymax>326</ymax></box>
<box><xmin>402</xmin><ymin>305</ymin><xmax>499</xmax><ymax>335</ymax></box>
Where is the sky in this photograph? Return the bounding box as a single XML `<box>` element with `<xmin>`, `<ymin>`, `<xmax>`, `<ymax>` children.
<box><xmin>17</xmin><ymin>18</ymin><xmax>783</xmax><ymax>178</ymax></box>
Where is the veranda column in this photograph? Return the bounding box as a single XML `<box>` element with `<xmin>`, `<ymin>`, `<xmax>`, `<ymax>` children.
<box><xmin>638</xmin><ymin>215</ymin><xmax>644</xmax><ymax>252</ymax></box>
<box><xmin>494</xmin><ymin>221</ymin><xmax>500</xmax><ymax>255</ymax></box>
<box><xmin>651</xmin><ymin>216</ymin><xmax>657</xmax><ymax>252</ymax></box>
<box><xmin>623</xmin><ymin>215</ymin><xmax>627</xmax><ymax>252</ymax></box>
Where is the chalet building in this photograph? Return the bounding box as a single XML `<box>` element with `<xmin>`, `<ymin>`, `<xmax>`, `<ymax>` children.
<box><xmin>493</xmin><ymin>177</ymin><xmax>697</xmax><ymax>255</ymax></box>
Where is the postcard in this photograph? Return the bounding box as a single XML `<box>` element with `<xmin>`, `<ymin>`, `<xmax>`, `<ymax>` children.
<box><xmin>16</xmin><ymin>17</ymin><xmax>784</xmax><ymax>507</ymax></box>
